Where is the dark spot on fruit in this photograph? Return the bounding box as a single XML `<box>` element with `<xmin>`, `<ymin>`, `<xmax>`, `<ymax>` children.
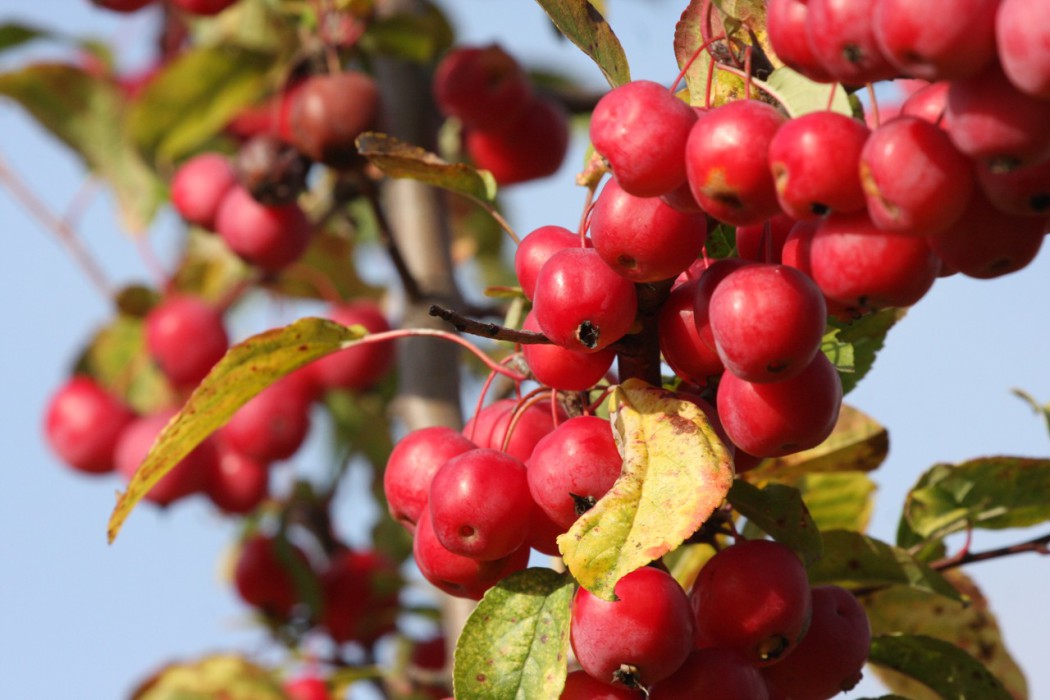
<box><xmin>572</xmin><ymin>492</ymin><xmax>598</xmax><ymax>517</ymax></box>
<box><xmin>617</xmin><ymin>254</ymin><xmax>638</xmax><ymax>270</ymax></box>
<box><xmin>987</xmin><ymin>156</ymin><xmax>1022</xmax><ymax>174</ymax></box>
<box><xmin>767</xmin><ymin>360</ymin><xmax>789</xmax><ymax>374</ymax></box>
<box><xmin>459</xmin><ymin>524</ymin><xmax>476</xmax><ymax>538</ymax></box>
<box><xmin>1031</xmin><ymin>193</ymin><xmax>1050</xmax><ymax>212</ymax></box>
<box><xmin>810</xmin><ymin>202</ymin><xmax>829</xmax><ymax>216</ymax></box>
<box><xmin>758</xmin><ymin>634</ymin><xmax>790</xmax><ymax>661</ymax></box>
<box><xmin>843</xmin><ymin>43</ymin><xmax>864</xmax><ymax>65</ymax></box>
<box><xmin>577</xmin><ymin>321</ymin><xmax>600</xmax><ymax>349</ymax></box>
<box><xmin>713</xmin><ymin>191</ymin><xmax>744</xmax><ymax>210</ymax></box>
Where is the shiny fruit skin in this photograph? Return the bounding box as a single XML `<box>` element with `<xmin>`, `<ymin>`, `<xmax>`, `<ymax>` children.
<box><xmin>571</xmin><ymin>566</ymin><xmax>695</xmax><ymax>687</ymax></box>
<box><xmin>873</xmin><ymin>0</ymin><xmax>998</xmax><ymax>81</ymax></box>
<box><xmin>215</xmin><ymin>186</ymin><xmax>313</xmax><ymax>272</ymax></box>
<box><xmin>690</xmin><ymin>539</ymin><xmax>812</xmax><ymax>665</ymax></box>
<box><xmin>462</xmin><ymin>398</ymin><xmax>562</xmax><ymax>462</ymax></box>
<box><xmin>685</xmin><ymin>100</ymin><xmax>786</xmax><ymax>226</ymax></box>
<box><xmin>309</xmin><ymin>301</ymin><xmax>394</xmax><ymax>391</ymax></box>
<box><xmin>590</xmin><ymin>80</ymin><xmax>698</xmax><ymax>197</ymax></box>
<box><xmin>433</xmin><ymin>45</ymin><xmax>533</xmax><ymax>130</ymax></box>
<box><xmin>532</xmin><ymin>247</ymin><xmax>638</xmax><ymax>353</ymax></box>
<box><xmin>561</xmin><ymin>670</ymin><xmax>642</xmax><ymax>699</ymax></box>
<box><xmin>649</xmin><ymin>648</ymin><xmax>770</xmax><ymax>699</ymax></box>
<box><xmin>521</xmin><ymin>312</ymin><xmax>615</xmax><ymax>391</ymax></box>
<box><xmin>170</xmin><ymin>153</ymin><xmax>237</xmax><ymax>230</ymax></box>
<box><xmin>145</xmin><ymin>295</ymin><xmax>229</xmax><ymax>388</ymax></box>
<box><xmin>203</xmin><ymin>445</ymin><xmax>268</xmax><ymax>515</ymax></box>
<box><xmin>44</xmin><ymin>376</ymin><xmax>134</xmax><ymax>475</ymax></box>
<box><xmin>997</xmin><ymin>0</ymin><xmax>1050</xmax><ymax>99</ymax></box>
<box><xmin>466</xmin><ymin>97</ymin><xmax>569</xmax><ymax>186</ymax></box>
<box><xmin>659</xmin><ymin>278</ymin><xmax>725</xmax><ymax>388</ymax></box>
<box><xmin>384</xmin><ymin>426</ymin><xmax>477</xmax><ymax>533</ymax></box>
<box><xmin>806</xmin><ymin>0</ymin><xmax>898</xmax><ymax>85</ymax></box>
<box><xmin>767</xmin><ymin>0</ymin><xmax>835</xmax><ymax>82</ymax></box>
<box><xmin>287</xmin><ymin>72</ymin><xmax>380</xmax><ymax>166</ymax></box>
<box><xmin>220</xmin><ymin>377</ymin><xmax>311</xmax><ymax>464</ymax></box>
<box><xmin>514</xmin><ymin>225</ymin><xmax>581</xmax><ymax>301</ymax></box>
<box><xmin>233</xmin><ymin>534</ymin><xmax>307</xmax><ymax>618</ymax></box>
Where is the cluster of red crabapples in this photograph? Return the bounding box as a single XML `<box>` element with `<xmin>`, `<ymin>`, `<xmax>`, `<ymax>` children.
<box><xmin>568</xmin><ymin>540</ymin><xmax>871</xmax><ymax>699</ymax></box>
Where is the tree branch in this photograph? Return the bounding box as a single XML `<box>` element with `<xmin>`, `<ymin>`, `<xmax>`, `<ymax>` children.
<box><xmin>428</xmin><ymin>304</ymin><xmax>551</xmax><ymax>344</ymax></box>
<box><xmin>931</xmin><ymin>531</ymin><xmax>1050</xmax><ymax>572</ymax></box>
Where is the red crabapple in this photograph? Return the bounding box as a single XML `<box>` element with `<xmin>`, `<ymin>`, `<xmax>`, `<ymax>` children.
<box><xmin>433</xmin><ymin>45</ymin><xmax>533</xmax><ymax>130</ymax></box>
<box><xmin>203</xmin><ymin>445</ymin><xmax>268</xmax><ymax>515</ymax></box>
<box><xmin>561</xmin><ymin>670</ymin><xmax>642</xmax><ymax>699</ymax></box>
<box><xmin>690</xmin><ymin>539</ymin><xmax>812</xmax><ymax>665</ymax></box>
<box><xmin>709</xmin><ymin>263</ymin><xmax>827</xmax><ymax>383</ymax></box>
<box><xmin>145</xmin><ymin>294</ymin><xmax>229</xmax><ymax>388</ymax></box>
<box><xmin>286</xmin><ymin>72</ymin><xmax>380</xmax><ymax>167</ymax></box>
<box><xmin>659</xmin><ymin>278</ymin><xmax>725</xmax><ymax>388</ymax></box>
<box><xmin>44</xmin><ymin>375</ymin><xmax>134</xmax><ymax>475</ymax></box>
<box><xmin>462</xmin><ymin>398</ymin><xmax>563</xmax><ymax>462</ymax></box>
<box><xmin>571</xmin><ymin>566</ymin><xmax>694</xmax><ymax>687</ymax></box>
<box><xmin>466</xmin><ymin>97</ymin><xmax>569</xmax><ymax>186</ymax></box>
<box><xmin>413</xmin><ymin>504</ymin><xmax>530</xmax><ymax>600</ymax></box>
<box><xmin>767</xmin><ymin>0</ymin><xmax>834</xmax><ymax>82</ymax></box>
<box><xmin>320</xmin><ymin>548</ymin><xmax>400</xmax><ymax>645</ymax></box>
<box><xmin>806</xmin><ymin>0</ymin><xmax>898</xmax><ymax>85</ymax></box>
<box><xmin>649</xmin><ymin>648</ymin><xmax>770</xmax><ymax>699</ymax></box>
<box><xmin>997</xmin><ymin>0</ymin><xmax>1050</xmax><ymax>99</ymax></box>
<box><xmin>521</xmin><ymin>312</ymin><xmax>615</xmax><ymax>391</ymax></box>
<box><xmin>169</xmin><ymin>0</ymin><xmax>239</xmax><ymax>15</ymax></box>
<box><xmin>526</xmin><ymin>415</ymin><xmax>623</xmax><ymax>531</ymax></box>
<box><xmin>428</xmin><ymin>448</ymin><xmax>533</xmax><ymax>560</ymax></box>
<box><xmin>873</xmin><ymin>0</ymin><xmax>998</xmax><ymax>81</ymax></box>
<box><xmin>768</xmin><ymin>111</ymin><xmax>869</xmax><ymax>219</ymax></box>
<box><xmin>215</xmin><ymin>185</ymin><xmax>313</xmax><ymax>272</ymax></box>
<box><xmin>717</xmin><ymin>352</ymin><xmax>842</xmax><ymax>458</ymax></box>
<box><xmin>383</xmin><ymin>426</ymin><xmax>476</xmax><ymax>532</ymax></box>
<box><xmin>859</xmin><ymin>116</ymin><xmax>974</xmax><ymax>236</ymax></box>
<box><xmin>762</xmin><ymin>586</ymin><xmax>871</xmax><ymax>700</ymax></box>
<box><xmin>685</xmin><ymin>100</ymin><xmax>786</xmax><ymax>226</ymax></box>
<box><xmin>532</xmin><ymin>247</ymin><xmax>638</xmax><ymax>353</ymax></box>
<box><xmin>233</xmin><ymin>533</ymin><xmax>308</xmax><ymax>618</ymax></box>
<box><xmin>589</xmin><ymin>177</ymin><xmax>707</xmax><ymax>282</ymax></box>
<box><xmin>170</xmin><ymin>153</ymin><xmax>237</xmax><ymax>230</ymax></box>
<box><xmin>514</xmin><ymin>225</ymin><xmax>582</xmax><ymax>301</ymax></box>
<box><xmin>590</xmin><ymin>80</ymin><xmax>698</xmax><ymax>197</ymax></box>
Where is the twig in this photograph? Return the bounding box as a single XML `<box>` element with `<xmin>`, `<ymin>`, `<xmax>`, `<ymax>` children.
<box><xmin>931</xmin><ymin>530</ymin><xmax>1050</xmax><ymax>572</ymax></box>
<box><xmin>359</xmin><ymin>177</ymin><xmax>425</xmax><ymax>302</ymax></box>
<box><xmin>429</xmin><ymin>304</ymin><xmax>551</xmax><ymax>345</ymax></box>
<box><xmin>0</xmin><ymin>151</ymin><xmax>114</xmax><ymax>299</ymax></box>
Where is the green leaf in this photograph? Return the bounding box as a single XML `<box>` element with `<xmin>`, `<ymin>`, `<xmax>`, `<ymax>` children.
<box><xmin>864</xmin><ymin>570</ymin><xmax>1028</xmax><ymax>700</ymax></box>
<box><xmin>1012</xmin><ymin>387</ymin><xmax>1050</xmax><ymax>441</ymax></box>
<box><xmin>127</xmin><ymin>45</ymin><xmax>273</xmax><ymax>164</ymax></box>
<box><xmin>829</xmin><ymin>308</ymin><xmax>905</xmax><ymax>395</ymax></box>
<box><xmin>533</xmin><ymin>0</ymin><xmax>630</xmax><ymax>88</ymax></box>
<box><xmin>74</xmin><ymin>311</ymin><xmax>175</xmax><ymax>415</ymax></box>
<box><xmin>453</xmin><ymin>568</ymin><xmax>574</xmax><ymax>700</ymax></box>
<box><xmin>171</xmin><ymin>228</ymin><xmax>251</xmax><ymax>303</ymax></box>
<box><xmin>868</xmin><ymin>634</ymin><xmax>1014</xmax><ymax>700</ymax></box>
<box><xmin>360</xmin><ymin>8</ymin><xmax>454</xmax><ymax>63</ymax></box>
<box><xmin>764</xmin><ymin>66</ymin><xmax>852</xmax><ymax>117</ymax></box>
<box><xmin>705</xmin><ymin>223</ymin><xmax>737</xmax><ymax>259</ymax></box>
<box><xmin>559</xmin><ymin>379</ymin><xmax>734</xmax><ymax>600</ymax></box>
<box><xmin>357</xmin><ymin>132</ymin><xmax>498</xmax><ymax>204</ymax></box>
<box><xmin>727</xmin><ymin>480</ymin><xmax>823</xmax><ymax>566</ymax></box>
<box><xmin>0</xmin><ymin>23</ymin><xmax>47</xmax><ymax>54</ymax></box>
<box><xmin>750</xmin><ymin>404</ymin><xmax>888</xmax><ymax>480</ymax></box>
<box><xmin>0</xmin><ymin>63</ymin><xmax>164</xmax><ymax>232</ymax></box>
<box><xmin>108</xmin><ymin>318</ymin><xmax>366</xmax><ymax>542</ymax></box>
<box><xmin>130</xmin><ymin>653</ymin><xmax>287</xmax><ymax>700</ymax></box>
<box><xmin>792</xmin><ymin>471</ymin><xmax>876</xmax><ymax>533</ymax></box>
<box><xmin>902</xmin><ymin>457</ymin><xmax>1050</xmax><ymax>544</ymax></box>
<box><xmin>822</xmin><ymin>324</ymin><xmax>856</xmax><ymax>374</ymax></box>
<box><xmin>808</xmin><ymin>530</ymin><xmax>964</xmax><ymax>602</ymax></box>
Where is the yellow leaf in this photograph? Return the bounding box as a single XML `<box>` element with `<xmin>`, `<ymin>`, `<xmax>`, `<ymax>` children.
<box><xmin>107</xmin><ymin>317</ymin><xmax>365</xmax><ymax>543</ymax></box>
<box><xmin>558</xmin><ymin>379</ymin><xmax>733</xmax><ymax>600</ymax></box>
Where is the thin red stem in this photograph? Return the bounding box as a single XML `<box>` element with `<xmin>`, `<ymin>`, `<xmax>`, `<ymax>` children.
<box><xmin>824</xmin><ymin>82</ymin><xmax>840</xmax><ymax>111</ymax></box>
<box><xmin>866</xmin><ymin>83</ymin><xmax>881</xmax><ymax>129</ymax></box>
<box><xmin>671</xmin><ymin>32</ymin><xmax>727</xmax><ymax>94</ymax></box>
<box><xmin>343</xmin><ymin>328</ymin><xmax>529</xmax><ymax>382</ymax></box>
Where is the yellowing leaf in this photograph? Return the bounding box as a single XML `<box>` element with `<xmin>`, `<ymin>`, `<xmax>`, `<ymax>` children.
<box><xmin>750</xmin><ymin>404</ymin><xmax>888</xmax><ymax>480</ymax></box>
<box><xmin>558</xmin><ymin>379</ymin><xmax>733</xmax><ymax>600</ymax></box>
<box><xmin>130</xmin><ymin>653</ymin><xmax>285</xmax><ymax>700</ymax></box>
<box><xmin>534</xmin><ymin>0</ymin><xmax>630</xmax><ymax>88</ymax></box>
<box><xmin>107</xmin><ymin>318</ymin><xmax>365</xmax><ymax>542</ymax></box>
<box><xmin>357</xmin><ymin>131</ymin><xmax>497</xmax><ymax>204</ymax></box>
<box><xmin>453</xmin><ymin>568</ymin><xmax>574</xmax><ymax>700</ymax></box>
<box><xmin>864</xmin><ymin>570</ymin><xmax>1028</xmax><ymax>700</ymax></box>
<box><xmin>793</xmin><ymin>471</ymin><xmax>877</xmax><ymax>533</ymax></box>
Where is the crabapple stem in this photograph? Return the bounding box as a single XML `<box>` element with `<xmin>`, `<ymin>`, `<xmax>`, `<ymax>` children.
<box><xmin>428</xmin><ymin>304</ymin><xmax>551</xmax><ymax>344</ymax></box>
<box><xmin>670</xmin><ymin>32</ymin><xmax>728</xmax><ymax>94</ymax></box>
<box><xmin>866</xmin><ymin>83</ymin><xmax>881</xmax><ymax>129</ymax></box>
<box><xmin>346</xmin><ymin>325</ymin><xmax>530</xmax><ymax>382</ymax></box>
<box><xmin>825</xmin><ymin>82</ymin><xmax>840</xmax><ymax>111</ymax></box>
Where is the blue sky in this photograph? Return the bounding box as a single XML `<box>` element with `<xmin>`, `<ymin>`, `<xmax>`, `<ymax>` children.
<box><xmin>2</xmin><ymin>1</ymin><xmax>1048</xmax><ymax>698</ymax></box>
